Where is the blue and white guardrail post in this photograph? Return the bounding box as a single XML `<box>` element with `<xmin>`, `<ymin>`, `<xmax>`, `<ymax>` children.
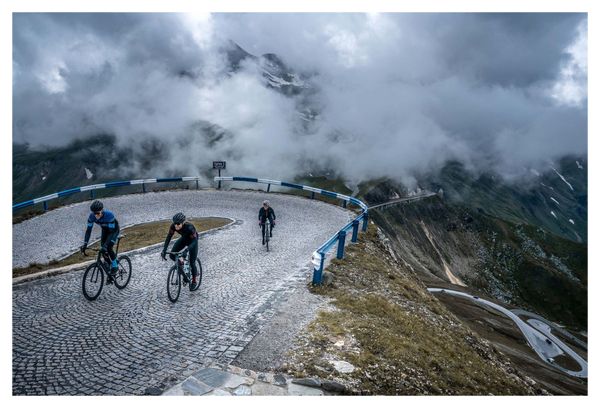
<box><xmin>214</xmin><ymin>176</ymin><xmax>369</xmax><ymax>285</ymax></box>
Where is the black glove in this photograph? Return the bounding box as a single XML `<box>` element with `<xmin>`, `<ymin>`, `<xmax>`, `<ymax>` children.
<box><xmin>80</xmin><ymin>244</ymin><xmax>87</xmax><ymax>254</ymax></box>
<box><xmin>161</xmin><ymin>251</ymin><xmax>167</xmax><ymax>261</ymax></box>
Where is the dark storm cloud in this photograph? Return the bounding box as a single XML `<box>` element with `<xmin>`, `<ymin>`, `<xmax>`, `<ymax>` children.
<box><xmin>12</xmin><ymin>13</ymin><xmax>587</xmax><ymax>184</ymax></box>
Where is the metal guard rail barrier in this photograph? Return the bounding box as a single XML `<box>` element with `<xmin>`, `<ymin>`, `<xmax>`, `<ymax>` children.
<box><xmin>12</xmin><ymin>176</ymin><xmax>205</xmax><ymax>211</ymax></box>
<box><xmin>215</xmin><ymin>176</ymin><xmax>369</xmax><ymax>285</ymax></box>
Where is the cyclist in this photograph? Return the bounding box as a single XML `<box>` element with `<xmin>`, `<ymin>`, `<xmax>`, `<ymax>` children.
<box><xmin>161</xmin><ymin>212</ymin><xmax>200</xmax><ymax>287</ymax></box>
<box><xmin>258</xmin><ymin>200</ymin><xmax>276</xmax><ymax>245</ymax></box>
<box><xmin>80</xmin><ymin>200</ymin><xmax>120</xmax><ymax>283</ymax></box>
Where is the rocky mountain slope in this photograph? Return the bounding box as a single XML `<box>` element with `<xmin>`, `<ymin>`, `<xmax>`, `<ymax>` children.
<box><xmin>362</xmin><ymin>181</ymin><xmax>587</xmax><ymax>331</ymax></box>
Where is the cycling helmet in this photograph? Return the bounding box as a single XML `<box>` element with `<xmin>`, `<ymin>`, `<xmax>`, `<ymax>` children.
<box><xmin>263</xmin><ymin>200</ymin><xmax>270</xmax><ymax>206</ymax></box>
<box><xmin>90</xmin><ymin>200</ymin><xmax>104</xmax><ymax>212</ymax></box>
<box><xmin>172</xmin><ymin>212</ymin><xmax>186</xmax><ymax>224</ymax></box>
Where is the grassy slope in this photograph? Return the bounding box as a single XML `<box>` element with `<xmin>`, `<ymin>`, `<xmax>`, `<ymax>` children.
<box><xmin>284</xmin><ymin>227</ymin><xmax>539</xmax><ymax>395</ymax></box>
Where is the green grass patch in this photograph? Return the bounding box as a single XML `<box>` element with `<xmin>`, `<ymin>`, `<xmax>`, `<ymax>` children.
<box><xmin>13</xmin><ymin>217</ymin><xmax>230</xmax><ymax>278</ymax></box>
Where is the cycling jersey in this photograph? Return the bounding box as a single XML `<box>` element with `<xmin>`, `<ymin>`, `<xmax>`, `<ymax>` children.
<box><xmin>258</xmin><ymin>207</ymin><xmax>276</xmax><ymax>223</ymax></box>
<box><xmin>162</xmin><ymin>222</ymin><xmax>198</xmax><ymax>254</ymax></box>
<box><xmin>84</xmin><ymin>210</ymin><xmax>120</xmax><ymax>245</ymax></box>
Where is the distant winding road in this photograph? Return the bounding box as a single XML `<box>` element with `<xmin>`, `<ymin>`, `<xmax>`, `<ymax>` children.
<box><xmin>428</xmin><ymin>288</ymin><xmax>588</xmax><ymax>378</ymax></box>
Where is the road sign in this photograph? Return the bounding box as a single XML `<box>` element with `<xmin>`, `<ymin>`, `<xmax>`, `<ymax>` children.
<box><xmin>213</xmin><ymin>161</ymin><xmax>226</xmax><ymax>170</ymax></box>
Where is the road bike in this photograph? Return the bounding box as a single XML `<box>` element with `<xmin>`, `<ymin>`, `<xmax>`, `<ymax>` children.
<box><xmin>81</xmin><ymin>234</ymin><xmax>132</xmax><ymax>300</ymax></box>
<box><xmin>165</xmin><ymin>247</ymin><xmax>203</xmax><ymax>303</ymax></box>
<box><xmin>261</xmin><ymin>219</ymin><xmax>272</xmax><ymax>252</ymax></box>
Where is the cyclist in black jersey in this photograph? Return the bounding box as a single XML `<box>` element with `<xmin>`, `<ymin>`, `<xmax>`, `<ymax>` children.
<box><xmin>258</xmin><ymin>200</ymin><xmax>276</xmax><ymax>245</ymax></box>
<box><xmin>161</xmin><ymin>212</ymin><xmax>200</xmax><ymax>287</ymax></box>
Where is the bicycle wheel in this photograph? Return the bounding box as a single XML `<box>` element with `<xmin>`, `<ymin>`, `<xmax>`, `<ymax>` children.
<box><xmin>190</xmin><ymin>258</ymin><xmax>203</xmax><ymax>292</ymax></box>
<box><xmin>82</xmin><ymin>263</ymin><xmax>104</xmax><ymax>301</ymax></box>
<box><xmin>114</xmin><ymin>255</ymin><xmax>132</xmax><ymax>289</ymax></box>
<box><xmin>265</xmin><ymin>229</ymin><xmax>270</xmax><ymax>252</ymax></box>
<box><xmin>167</xmin><ymin>265</ymin><xmax>181</xmax><ymax>303</ymax></box>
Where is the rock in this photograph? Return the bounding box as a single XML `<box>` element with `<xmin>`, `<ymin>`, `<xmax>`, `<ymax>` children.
<box><xmin>181</xmin><ymin>378</ymin><xmax>213</xmax><ymax>396</ymax></box>
<box><xmin>273</xmin><ymin>373</ymin><xmax>287</xmax><ymax>386</ymax></box>
<box><xmin>288</xmin><ymin>383</ymin><xmax>325</xmax><ymax>396</ymax></box>
<box><xmin>331</xmin><ymin>360</ymin><xmax>355</xmax><ymax>374</ymax></box>
<box><xmin>232</xmin><ymin>384</ymin><xmax>252</xmax><ymax>396</ymax></box>
<box><xmin>291</xmin><ymin>377</ymin><xmax>322</xmax><ymax>388</ymax></box>
<box><xmin>322</xmin><ymin>271</ymin><xmax>334</xmax><ymax>286</ymax></box>
<box><xmin>321</xmin><ymin>380</ymin><xmax>347</xmax><ymax>393</ymax></box>
<box><xmin>250</xmin><ymin>381</ymin><xmax>287</xmax><ymax>396</ymax></box>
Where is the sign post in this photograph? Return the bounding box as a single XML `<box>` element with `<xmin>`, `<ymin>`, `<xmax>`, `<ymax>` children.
<box><xmin>212</xmin><ymin>161</ymin><xmax>226</xmax><ymax>189</ymax></box>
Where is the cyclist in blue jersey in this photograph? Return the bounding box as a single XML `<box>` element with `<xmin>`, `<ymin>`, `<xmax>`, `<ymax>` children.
<box><xmin>80</xmin><ymin>200</ymin><xmax>120</xmax><ymax>282</ymax></box>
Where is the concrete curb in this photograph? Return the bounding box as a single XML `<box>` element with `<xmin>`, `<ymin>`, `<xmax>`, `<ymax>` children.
<box><xmin>12</xmin><ymin>218</ymin><xmax>237</xmax><ymax>286</ymax></box>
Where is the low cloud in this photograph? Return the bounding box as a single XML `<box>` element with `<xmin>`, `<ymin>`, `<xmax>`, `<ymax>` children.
<box><xmin>13</xmin><ymin>13</ymin><xmax>587</xmax><ymax>185</ymax></box>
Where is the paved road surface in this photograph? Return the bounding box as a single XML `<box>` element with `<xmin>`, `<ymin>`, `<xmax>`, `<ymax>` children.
<box><xmin>12</xmin><ymin>190</ymin><xmax>353</xmax><ymax>395</ymax></box>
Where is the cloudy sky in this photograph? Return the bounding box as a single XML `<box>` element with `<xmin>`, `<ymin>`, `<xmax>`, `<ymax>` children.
<box><xmin>12</xmin><ymin>12</ymin><xmax>587</xmax><ymax>184</ymax></box>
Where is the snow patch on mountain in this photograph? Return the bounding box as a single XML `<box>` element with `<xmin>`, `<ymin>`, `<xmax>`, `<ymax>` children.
<box><xmin>540</xmin><ymin>182</ymin><xmax>555</xmax><ymax>191</ymax></box>
<box><xmin>552</xmin><ymin>167</ymin><xmax>574</xmax><ymax>191</ymax></box>
<box><xmin>550</xmin><ymin>211</ymin><xmax>557</xmax><ymax>219</ymax></box>
<box><xmin>576</xmin><ymin>161</ymin><xmax>584</xmax><ymax>170</ymax></box>
<box><xmin>550</xmin><ymin>197</ymin><xmax>560</xmax><ymax>206</ymax></box>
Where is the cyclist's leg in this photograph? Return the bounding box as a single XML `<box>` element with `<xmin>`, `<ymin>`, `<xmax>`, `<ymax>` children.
<box><xmin>188</xmin><ymin>239</ymin><xmax>199</xmax><ymax>277</ymax></box>
<box><xmin>170</xmin><ymin>237</ymin><xmax>185</xmax><ymax>262</ymax></box>
<box><xmin>261</xmin><ymin>223</ymin><xmax>266</xmax><ymax>244</ymax></box>
<box><xmin>106</xmin><ymin>230</ymin><xmax>119</xmax><ymax>260</ymax></box>
<box><xmin>106</xmin><ymin>230</ymin><xmax>119</xmax><ymax>271</ymax></box>
<box><xmin>269</xmin><ymin>217</ymin><xmax>274</xmax><ymax>237</ymax></box>
<box><xmin>100</xmin><ymin>229</ymin><xmax>109</xmax><ymax>261</ymax></box>
<box><xmin>170</xmin><ymin>237</ymin><xmax>187</xmax><ymax>281</ymax></box>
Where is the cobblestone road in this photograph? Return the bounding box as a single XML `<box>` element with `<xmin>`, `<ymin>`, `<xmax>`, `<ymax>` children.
<box><xmin>13</xmin><ymin>190</ymin><xmax>353</xmax><ymax>395</ymax></box>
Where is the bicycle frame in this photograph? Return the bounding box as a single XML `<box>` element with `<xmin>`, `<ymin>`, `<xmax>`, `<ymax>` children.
<box><xmin>165</xmin><ymin>247</ymin><xmax>191</xmax><ymax>276</ymax></box>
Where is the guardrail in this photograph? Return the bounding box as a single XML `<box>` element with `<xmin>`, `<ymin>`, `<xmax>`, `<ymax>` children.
<box><xmin>12</xmin><ymin>176</ymin><xmax>205</xmax><ymax>211</ymax></box>
<box><xmin>215</xmin><ymin>176</ymin><xmax>369</xmax><ymax>285</ymax></box>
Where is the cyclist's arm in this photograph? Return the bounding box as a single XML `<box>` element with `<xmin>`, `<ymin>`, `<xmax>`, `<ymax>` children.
<box><xmin>188</xmin><ymin>224</ymin><xmax>198</xmax><ymax>240</ymax></box>
<box><xmin>83</xmin><ymin>214</ymin><xmax>94</xmax><ymax>245</ymax></box>
<box><xmin>271</xmin><ymin>208</ymin><xmax>276</xmax><ymax>220</ymax></box>
<box><xmin>162</xmin><ymin>225</ymin><xmax>175</xmax><ymax>253</ymax></box>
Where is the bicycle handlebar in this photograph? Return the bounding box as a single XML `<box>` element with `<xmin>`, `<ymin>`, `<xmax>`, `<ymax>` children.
<box><xmin>165</xmin><ymin>247</ymin><xmax>189</xmax><ymax>256</ymax></box>
<box><xmin>81</xmin><ymin>247</ymin><xmax>106</xmax><ymax>257</ymax></box>
<box><xmin>81</xmin><ymin>235</ymin><xmax>126</xmax><ymax>257</ymax></box>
